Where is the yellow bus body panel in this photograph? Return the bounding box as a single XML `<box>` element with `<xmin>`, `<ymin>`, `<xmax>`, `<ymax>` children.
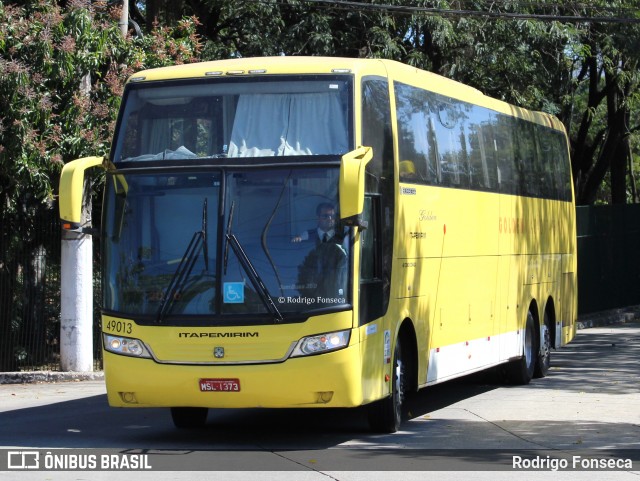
<box><xmin>391</xmin><ymin>183</ymin><xmax>576</xmax><ymax>386</ymax></box>
<box><xmin>103</xmin><ymin>342</ymin><xmax>363</xmax><ymax>409</ymax></box>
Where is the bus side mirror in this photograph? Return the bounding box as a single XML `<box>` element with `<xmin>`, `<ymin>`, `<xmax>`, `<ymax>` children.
<box><xmin>59</xmin><ymin>156</ymin><xmax>104</xmax><ymax>233</ymax></box>
<box><xmin>339</xmin><ymin>146</ymin><xmax>373</xmax><ymax>230</ymax></box>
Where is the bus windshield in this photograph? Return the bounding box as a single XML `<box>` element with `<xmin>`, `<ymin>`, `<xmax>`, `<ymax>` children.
<box><xmin>111</xmin><ymin>75</ymin><xmax>352</xmax><ymax>163</ymax></box>
<box><xmin>102</xmin><ymin>167</ymin><xmax>351</xmax><ymax>324</ymax></box>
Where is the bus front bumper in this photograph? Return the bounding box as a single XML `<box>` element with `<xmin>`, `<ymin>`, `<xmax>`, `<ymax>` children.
<box><xmin>103</xmin><ymin>344</ymin><xmax>365</xmax><ymax>409</ymax></box>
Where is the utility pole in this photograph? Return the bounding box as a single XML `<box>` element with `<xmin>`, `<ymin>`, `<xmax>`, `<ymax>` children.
<box><xmin>119</xmin><ymin>0</ymin><xmax>129</xmax><ymax>36</ymax></box>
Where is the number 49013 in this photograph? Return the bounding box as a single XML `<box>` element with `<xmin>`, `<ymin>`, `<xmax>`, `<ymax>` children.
<box><xmin>104</xmin><ymin>319</ymin><xmax>133</xmax><ymax>335</ymax></box>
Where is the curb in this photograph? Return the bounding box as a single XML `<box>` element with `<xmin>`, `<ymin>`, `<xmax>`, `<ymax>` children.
<box><xmin>0</xmin><ymin>370</ymin><xmax>104</xmax><ymax>385</ymax></box>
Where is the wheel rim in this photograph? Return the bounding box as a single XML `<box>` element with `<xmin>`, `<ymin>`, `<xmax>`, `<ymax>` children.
<box><xmin>393</xmin><ymin>343</ymin><xmax>405</xmax><ymax>424</ymax></box>
<box><xmin>540</xmin><ymin>323</ymin><xmax>551</xmax><ymax>367</ymax></box>
<box><xmin>524</xmin><ymin>315</ymin><xmax>534</xmax><ymax>371</ymax></box>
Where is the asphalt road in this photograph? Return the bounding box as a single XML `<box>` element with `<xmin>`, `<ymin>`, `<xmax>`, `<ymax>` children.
<box><xmin>1</xmin><ymin>322</ymin><xmax>639</xmax><ymax>480</ymax></box>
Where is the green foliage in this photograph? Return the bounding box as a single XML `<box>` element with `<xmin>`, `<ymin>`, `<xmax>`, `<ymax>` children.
<box><xmin>0</xmin><ymin>1</ymin><xmax>202</xmax><ymax>217</ymax></box>
<box><xmin>0</xmin><ymin>1</ymin><xmax>202</xmax><ymax>371</ymax></box>
<box><xmin>560</xmin><ymin>3</ymin><xmax>640</xmax><ymax>204</ymax></box>
<box><xmin>2</xmin><ymin>0</ymin><xmax>639</xmax><ymax>209</ymax></box>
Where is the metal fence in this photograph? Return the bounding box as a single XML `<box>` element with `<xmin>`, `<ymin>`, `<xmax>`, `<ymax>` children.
<box><xmin>0</xmin><ymin>207</ymin><xmax>102</xmax><ymax>372</ymax></box>
<box><xmin>576</xmin><ymin>204</ymin><xmax>640</xmax><ymax>314</ymax></box>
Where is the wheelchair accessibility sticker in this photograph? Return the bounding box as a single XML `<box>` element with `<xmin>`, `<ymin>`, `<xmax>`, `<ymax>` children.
<box><xmin>223</xmin><ymin>282</ymin><xmax>245</xmax><ymax>303</ymax></box>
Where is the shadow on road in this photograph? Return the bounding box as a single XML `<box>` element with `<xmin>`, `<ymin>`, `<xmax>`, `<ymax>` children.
<box><xmin>0</xmin><ymin>377</ymin><xmax>497</xmax><ymax>450</ymax></box>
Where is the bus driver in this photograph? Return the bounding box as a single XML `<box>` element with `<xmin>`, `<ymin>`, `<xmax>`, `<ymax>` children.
<box><xmin>293</xmin><ymin>202</ymin><xmax>348</xmax><ymax>300</ymax></box>
<box><xmin>291</xmin><ymin>202</ymin><xmax>343</xmax><ymax>244</ymax></box>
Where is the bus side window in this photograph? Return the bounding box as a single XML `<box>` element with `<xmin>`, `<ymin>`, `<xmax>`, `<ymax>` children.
<box><xmin>360</xmin><ymin>196</ymin><xmax>380</xmax><ymax>281</ymax></box>
<box><xmin>359</xmin><ymin>195</ymin><xmax>384</xmax><ymax>325</ymax></box>
<box><xmin>514</xmin><ymin>119</ymin><xmax>541</xmax><ymax>197</ymax></box>
<box><xmin>494</xmin><ymin>114</ymin><xmax>518</xmax><ymax>195</ymax></box>
<box><xmin>362</xmin><ymin>77</ymin><xmax>393</xmax><ymax>321</ymax></box>
<box><xmin>555</xmin><ymin>132</ymin><xmax>573</xmax><ymax>201</ymax></box>
<box><xmin>467</xmin><ymin>105</ymin><xmax>498</xmax><ymax>191</ymax></box>
<box><xmin>537</xmin><ymin>126</ymin><xmax>556</xmax><ymax>199</ymax></box>
<box><xmin>430</xmin><ymin>96</ymin><xmax>469</xmax><ymax>190</ymax></box>
<box><xmin>362</xmin><ymin>79</ymin><xmax>393</xmax><ymax>191</ymax></box>
<box><xmin>394</xmin><ymin>82</ymin><xmax>438</xmax><ymax>185</ymax></box>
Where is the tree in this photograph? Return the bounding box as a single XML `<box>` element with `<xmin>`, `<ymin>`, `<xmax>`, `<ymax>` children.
<box><xmin>565</xmin><ymin>12</ymin><xmax>640</xmax><ymax>204</ymax></box>
<box><xmin>0</xmin><ymin>1</ymin><xmax>202</xmax><ymax>214</ymax></box>
<box><xmin>0</xmin><ymin>0</ymin><xmax>202</xmax><ymax>370</ymax></box>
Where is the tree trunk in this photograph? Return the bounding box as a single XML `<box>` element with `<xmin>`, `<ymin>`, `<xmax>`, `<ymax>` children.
<box><xmin>146</xmin><ymin>0</ymin><xmax>161</xmax><ymax>26</ymax></box>
<box><xmin>611</xmin><ymin>136</ymin><xmax>630</xmax><ymax>204</ymax></box>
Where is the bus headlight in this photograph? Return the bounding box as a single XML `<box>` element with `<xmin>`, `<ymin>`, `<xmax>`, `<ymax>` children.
<box><xmin>103</xmin><ymin>334</ymin><xmax>152</xmax><ymax>358</ymax></box>
<box><xmin>291</xmin><ymin>330</ymin><xmax>351</xmax><ymax>357</ymax></box>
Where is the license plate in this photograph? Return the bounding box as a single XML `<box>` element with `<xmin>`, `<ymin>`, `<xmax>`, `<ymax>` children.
<box><xmin>199</xmin><ymin>378</ymin><xmax>240</xmax><ymax>392</ymax></box>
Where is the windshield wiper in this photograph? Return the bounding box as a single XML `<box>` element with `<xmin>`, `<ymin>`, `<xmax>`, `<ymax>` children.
<box><xmin>223</xmin><ymin>201</ymin><xmax>235</xmax><ymax>275</ymax></box>
<box><xmin>226</xmin><ymin>233</ymin><xmax>283</xmax><ymax>323</ymax></box>
<box><xmin>202</xmin><ymin>198</ymin><xmax>209</xmax><ymax>271</ymax></box>
<box><xmin>261</xmin><ymin>171</ymin><xmax>292</xmax><ymax>297</ymax></box>
<box><xmin>224</xmin><ymin>201</ymin><xmax>283</xmax><ymax>323</ymax></box>
<box><xmin>156</xmin><ymin>199</ymin><xmax>208</xmax><ymax>323</ymax></box>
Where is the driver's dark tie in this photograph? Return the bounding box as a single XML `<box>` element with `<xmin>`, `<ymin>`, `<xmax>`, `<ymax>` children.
<box><xmin>323</xmin><ymin>233</ymin><xmax>328</xmax><ymax>243</ymax></box>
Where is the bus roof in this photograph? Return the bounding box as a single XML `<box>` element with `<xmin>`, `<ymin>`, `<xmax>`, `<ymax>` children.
<box><xmin>127</xmin><ymin>56</ymin><xmax>379</xmax><ymax>81</ymax></box>
<box><xmin>127</xmin><ymin>56</ymin><xmax>565</xmax><ymax>132</ymax></box>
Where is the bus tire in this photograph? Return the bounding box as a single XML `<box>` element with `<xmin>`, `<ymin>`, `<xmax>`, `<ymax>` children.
<box><xmin>534</xmin><ymin>310</ymin><xmax>551</xmax><ymax>378</ymax></box>
<box><xmin>368</xmin><ymin>338</ymin><xmax>405</xmax><ymax>433</ymax></box>
<box><xmin>170</xmin><ymin>407</ymin><xmax>208</xmax><ymax>429</ymax></box>
<box><xmin>507</xmin><ymin>310</ymin><xmax>536</xmax><ymax>385</ymax></box>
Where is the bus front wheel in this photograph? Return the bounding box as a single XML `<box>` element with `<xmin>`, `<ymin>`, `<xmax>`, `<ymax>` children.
<box><xmin>368</xmin><ymin>338</ymin><xmax>405</xmax><ymax>433</ymax></box>
<box><xmin>170</xmin><ymin>407</ymin><xmax>208</xmax><ymax>429</ymax></box>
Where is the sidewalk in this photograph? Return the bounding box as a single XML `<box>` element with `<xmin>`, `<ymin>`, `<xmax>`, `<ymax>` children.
<box><xmin>1</xmin><ymin>305</ymin><xmax>639</xmax><ymax>385</ymax></box>
<box><xmin>576</xmin><ymin>304</ymin><xmax>640</xmax><ymax>329</ymax></box>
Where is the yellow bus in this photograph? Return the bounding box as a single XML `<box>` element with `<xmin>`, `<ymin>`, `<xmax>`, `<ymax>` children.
<box><xmin>59</xmin><ymin>57</ymin><xmax>577</xmax><ymax>433</ymax></box>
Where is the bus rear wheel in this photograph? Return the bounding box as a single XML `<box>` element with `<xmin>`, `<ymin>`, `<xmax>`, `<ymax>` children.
<box><xmin>368</xmin><ymin>338</ymin><xmax>405</xmax><ymax>433</ymax></box>
<box><xmin>534</xmin><ymin>310</ymin><xmax>551</xmax><ymax>378</ymax></box>
<box><xmin>507</xmin><ymin>310</ymin><xmax>536</xmax><ymax>385</ymax></box>
<box><xmin>170</xmin><ymin>407</ymin><xmax>208</xmax><ymax>429</ymax></box>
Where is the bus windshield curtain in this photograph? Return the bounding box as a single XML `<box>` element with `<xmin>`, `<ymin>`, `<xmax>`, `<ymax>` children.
<box><xmin>228</xmin><ymin>93</ymin><xmax>348</xmax><ymax>157</ymax></box>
